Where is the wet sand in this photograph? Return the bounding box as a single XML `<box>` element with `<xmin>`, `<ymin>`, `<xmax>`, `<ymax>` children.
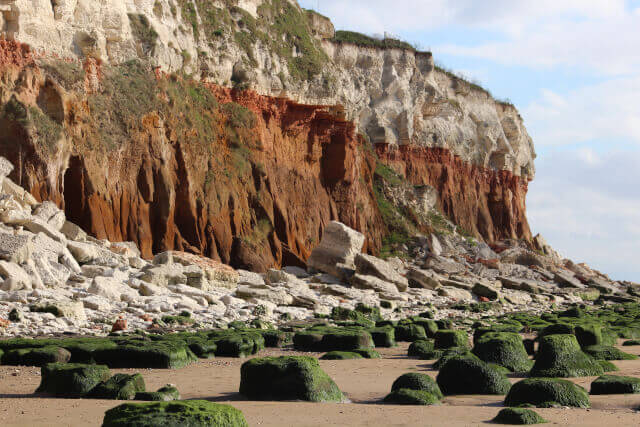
<box><xmin>1</xmin><ymin>344</ymin><xmax>640</xmax><ymax>426</ymax></box>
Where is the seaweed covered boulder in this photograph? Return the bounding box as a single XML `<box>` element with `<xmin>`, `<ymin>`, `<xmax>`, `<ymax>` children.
<box><xmin>102</xmin><ymin>400</ymin><xmax>248</xmax><ymax>427</ymax></box>
<box><xmin>434</xmin><ymin>330</ymin><xmax>469</xmax><ymax>349</ymax></box>
<box><xmin>590</xmin><ymin>375</ymin><xmax>640</xmax><ymax>394</ymax></box>
<box><xmin>505</xmin><ymin>378</ymin><xmax>590</xmax><ymax>408</ymax></box>
<box><xmin>37</xmin><ymin>363</ymin><xmax>111</xmax><ymax>397</ymax></box>
<box><xmin>436</xmin><ymin>356</ymin><xmax>512</xmax><ymax>395</ymax></box>
<box><xmin>92</xmin><ymin>341</ymin><xmax>197</xmax><ymax>369</ymax></box>
<box><xmin>383</xmin><ymin>388</ymin><xmax>440</xmax><ymax>405</ymax></box>
<box><xmin>88</xmin><ymin>373</ymin><xmax>146</xmax><ymax>400</ymax></box>
<box><xmin>433</xmin><ymin>347</ymin><xmax>476</xmax><ymax>370</ymax></box>
<box><xmin>208</xmin><ymin>330</ymin><xmax>265</xmax><ymax>357</ymax></box>
<box><xmin>239</xmin><ymin>356</ymin><xmax>344</xmax><ymax>402</ymax></box>
<box><xmin>582</xmin><ymin>345</ymin><xmax>638</xmax><ymax>361</ymax></box>
<box><xmin>368</xmin><ymin>327</ymin><xmax>396</xmax><ymax>347</ymax></box>
<box><xmin>408</xmin><ymin>339</ymin><xmax>440</xmax><ymax>359</ymax></box>
<box><xmin>391</xmin><ymin>373</ymin><xmax>443</xmax><ymax>399</ymax></box>
<box><xmin>2</xmin><ymin>346</ymin><xmax>71</xmax><ymax>366</ymax></box>
<box><xmin>135</xmin><ymin>385</ymin><xmax>180</xmax><ymax>401</ymax></box>
<box><xmin>492</xmin><ymin>408</ymin><xmax>548</xmax><ymax>425</ymax></box>
<box><xmin>353</xmin><ymin>348</ymin><xmax>381</xmax><ymax>359</ymax></box>
<box><xmin>394</xmin><ymin>324</ymin><xmax>427</xmax><ymax>342</ymax></box>
<box><xmin>293</xmin><ymin>327</ymin><xmax>374</xmax><ymax>352</ymax></box>
<box><xmin>472</xmin><ymin>332</ymin><xmax>532</xmax><ymax>373</ymax></box>
<box><xmin>320</xmin><ymin>351</ymin><xmax>363</xmax><ymax>360</ymax></box>
<box><xmin>411</xmin><ymin>318</ymin><xmax>439</xmax><ymax>337</ymax></box>
<box><xmin>529</xmin><ymin>334</ymin><xmax>604</xmax><ymax>378</ymax></box>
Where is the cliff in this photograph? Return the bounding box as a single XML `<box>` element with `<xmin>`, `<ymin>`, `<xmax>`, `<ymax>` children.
<box><xmin>0</xmin><ymin>0</ymin><xmax>536</xmax><ymax>269</ymax></box>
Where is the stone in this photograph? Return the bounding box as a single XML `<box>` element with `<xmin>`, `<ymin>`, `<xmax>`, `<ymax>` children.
<box><xmin>554</xmin><ymin>270</ymin><xmax>584</xmax><ymax>288</ymax></box>
<box><xmin>1</xmin><ymin>178</ymin><xmax>37</xmax><ymax>208</ymax></box>
<box><xmin>282</xmin><ymin>266</ymin><xmax>309</xmax><ymax>278</ymax></box>
<box><xmin>428</xmin><ymin>234</ymin><xmax>443</xmax><ymax>256</ymax></box>
<box><xmin>235</xmin><ymin>285</ymin><xmax>294</xmax><ymax>305</ymax></box>
<box><xmin>423</xmin><ymin>256</ymin><xmax>465</xmax><ymax>275</ymax></box>
<box><xmin>437</xmin><ymin>286</ymin><xmax>473</xmax><ymax>301</ymax></box>
<box><xmin>60</xmin><ymin>221</ymin><xmax>88</xmax><ymax>241</ymax></box>
<box><xmin>154</xmin><ymin>251</ymin><xmax>238</xmax><ymax>289</ymax></box>
<box><xmin>350</xmin><ymin>274</ymin><xmax>403</xmax><ymax>300</ymax></box>
<box><xmin>354</xmin><ymin>254</ymin><xmax>409</xmax><ymax>291</ymax></box>
<box><xmin>37</xmin><ymin>363</ymin><xmax>111</xmax><ymax>397</ymax></box>
<box><xmin>307</xmin><ymin>221</ymin><xmax>364</xmax><ymax>278</ymax></box>
<box><xmin>88</xmin><ymin>277</ymin><xmax>138</xmax><ymax>302</ymax></box>
<box><xmin>406</xmin><ymin>267</ymin><xmax>442</xmax><ymax>289</ymax></box>
<box><xmin>472</xmin><ymin>282</ymin><xmax>500</xmax><ymax>300</ymax></box>
<box><xmin>0</xmin><ymin>232</ymin><xmax>33</xmax><ymax>263</ymax></box>
<box><xmin>31</xmin><ymin>300</ymin><xmax>86</xmax><ymax>321</ymax></box>
<box><xmin>239</xmin><ymin>356</ymin><xmax>344</xmax><ymax>402</ymax></box>
<box><xmin>111</xmin><ymin>316</ymin><xmax>127</xmax><ymax>332</ymax></box>
<box><xmin>102</xmin><ymin>400</ymin><xmax>248</xmax><ymax>426</ymax></box>
<box><xmin>33</xmin><ymin>201</ymin><xmax>66</xmax><ymax>231</ymax></box>
<box><xmin>139</xmin><ymin>265</ymin><xmax>186</xmax><ymax>288</ymax></box>
<box><xmin>0</xmin><ymin>156</ymin><xmax>14</xmax><ymax>178</ymax></box>
<box><xmin>0</xmin><ymin>261</ymin><xmax>32</xmax><ymax>290</ymax></box>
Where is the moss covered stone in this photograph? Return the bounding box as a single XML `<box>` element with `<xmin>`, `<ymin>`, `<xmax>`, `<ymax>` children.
<box><xmin>394</xmin><ymin>324</ymin><xmax>427</xmax><ymax>342</ymax></box>
<box><xmin>368</xmin><ymin>326</ymin><xmax>396</xmax><ymax>347</ymax></box>
<box><xmin>472</xmin><ymin>332</ymin><xmax>533</xmax><ymax>373</ymax></box>
<box><xmin>135</xmin><ymin>385</ymin><xmax>180</xmax><ymax>401</ymax></box>
<box><xmin>383</xmin><ymin>388</ymin><xmax>440</xmax><ymax>405</ymax></box>
<box><xmin>411</xmin><ymin>318</ymin><xmax>438</xmax><ymax>337</ymax></box>
<box><xmin>583</xmin><ymin>345</ymin><xmax>637</xmax><ymax>361</ymax></box>
<box><xmin>590</xmin><ymin>375</ymin><xmax>640</xmax><ymax>394</ymax></box>
<box><xmin>239</xmin><ymin>356</ymin><xmax>344</xmax><ymax>402</ymax></box>
<box><xmin>210</xmin><ymin>331</ymin><xmax>264</xmax><ymax>357</ymax></box>
<box><xmin>102</xmin><ymin>400</ymin><xmax>248</xmax><ymax>427</ymax></box>
<box><xmin>2</xmin><ymin>346</ymin><xmax>71</xmax><ymax>366</ymax></box>
<box><xmin>408</xmin><ymin>339</ymin><xmax>437</xmax><ymax>359</ymax></box>
<box><xmin>391</xmin><ymin>373</ymin><xmax>442</xmax><ymax>399</ymax></box>
<box><xmin>256</xmin><ymin>330</ymin><xmax>289</xmax><ymax>348</ymax></box>
<box><xmin>436</xmin><ymin>356</ymin><xmax>512</xmax><ymax>395</ymax></box>
<box><xmin>492</xmin><ymin>408</ymin><xmax>548</xmax><ymax>425</ymax></box>
<box><xmin>622</xmin><ymin>339</ymin><xmax>640</xmax><ymax>346</ymax></box>
<box><xmin>88</xmin><ymin>373</ymin><xmax>146</xmax><ymax>400</ymax></box>
<box><xmin>434</xmin><ymin>330</ymin><xmax>469</xmax><ymax>349</ymax></box>
<box><xmin>320</xmin><ymin>351</ymin><xmax>363</xmax><ymax>360</ymax></box>
<box><xmin>92</xmin><ymin>341</ymin><xmax>197</xmax><ymax>369</ymax></box>
<box><xmin>293</xmin><ymin>327</ymin><xmax>374</xmax><ymax>352</ymax></box>
<box><xmin>433</xmin><ymin>347</ymin><xmax>475</xmax><ymax>370</ymax></box>
<box><xmin>37</xmin><ymin>363</ymin><xmax>111</xmax><ymax>397</ymax></box>
<box><xmin>504</xmin><ymin>378</ymin><xmax>590</xmax><ymax>408</ymax></box>
<box><xmin>530</xmin><ymin>334</ymin><xmax>604</xmax><ymax>378</ymax></box>
<box><xmin>353</xmin><ymin>348</ymin><xmax>381</xmax><ymax>359</ymax></box>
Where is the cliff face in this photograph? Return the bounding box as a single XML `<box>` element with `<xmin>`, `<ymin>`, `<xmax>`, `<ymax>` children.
<box><xmin>0</xmin><ymin>0</ymin><xmax>537</xmax><ymax>268</ymax></box>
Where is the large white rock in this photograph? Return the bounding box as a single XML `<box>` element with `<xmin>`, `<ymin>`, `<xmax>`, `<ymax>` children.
<box><xmin>0</xmin><ymin>260</ymin><xmax>32</xmax><ymax>290</ymax></box>
<box><xmin>350</xmin><ymin>274</ymin><xmax>403</xmax><ymax>300</ymax></box>
<box><xmin>33</xmin><ymin>201</ymin><xmax>66</xmax><ymax>231</ymax></box>
<box><xmin>406</xmin><ymin>267</ymin><xmax>442</xmax><ymax>290</ymax></box>
<box><xmin>0</xmin><ymin>232</ymin><xmax>33</xmax><ymax>263</ymax></box>
<box><xmin>354</xmin><ymin>253</ymin><xmax>409</xmax><ymax>292</ymax></box>
<box><xmin>307</xmin><ymin>221</ymin><xmax>364</xmax><ymax>278</ymax></box>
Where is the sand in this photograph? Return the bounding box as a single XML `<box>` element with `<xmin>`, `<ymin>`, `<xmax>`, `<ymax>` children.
<box><xmin>1</xmin><ymin>343</ymin><xmax>640</xmax><ymax>426</ymax></box>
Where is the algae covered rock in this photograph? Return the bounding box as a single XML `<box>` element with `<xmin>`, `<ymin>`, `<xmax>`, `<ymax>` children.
<box><xmin>492</xmin><ymin>408</ymin><xmax>548</xmax><ymax>425</ymax></box>
<box><xmin>102</xmin><ymin>400</ymin><xmax>248</xmax><ymax>427</ymax></box>
<box><xmin>135</xmin><ymin>385</ymin><xmax>180</xmax><ymax>401</ymax></box>
<box><xmin>92</xmin><ymin>341</ymin><xmax>197</xmax><ymax>369</ymax></box>
<box><xmin>368</xmin><ymin>327</ymin><xmax>396</xmax><ymax>347</ymax></box>
<box><xmin>434</xmin><ymin>330</ymin><xmax>469</xmax><ymax>349</ymax></box>
<box><xmin>529</xmin><ymin>334</ymin><xmax>604</xmax><ymax>378</ymax></box>
<box><xmin>89</xmin><ymin>373</ymin><xmax>146</xmax><ymax>400</ymax></box>
<box><xmin>239</xmin><ymin>356</ymin><xmax>344</xmax><ymax>402</ymax></box>
<box><xmin>436</xmin><ymin>356</ymin><xmax>512</xmax><ymax>395</ymax></box>
<box><xmin>2</xmin><ymin>346</ymin><xmax>71</xmax><ymax>366</ymax></box>
<box><xmin>408</xmin><ymin>339</ymin><xmax>439</xmax><ymax>359</ymax></box>
<box><xmin>353</xmin><ymin>348</ymin><xmax>381</xmax><ymax>359</ymax></box>
<box><xmin>582</xmin><ymin>345</ymin><xmax>638</xmax><ymax>361</ymax></box>
<box><xmin>293</xmin><ymin>327</ymin><xmax>374</xmax><ymax>352</ymax></box>
<box><xmin>391</xmin><ymin>373</ymin><xmax>442</xmax><ymax>399</ymax></box>
<box><xmin>505</xmin><ymin>378</ymin><xmax>590</xmax><ymax>408</ymax></box>
<box><xmin>383</xmin><ymin>388</ymin><xmax>440</xmax><ymax>405</ymax></box>
<box><xmin>590</xmin><ymin>375</ymin><xmax>640</xmax><ymax>394</ymax></box>
<box><xmin>320</xmin><ymin>351</ymin><xmax>363</xmax><ymax>360</ymax></box>
<box><xmin>37</xmin><ymin>363</ymin><xmax>111</xmax><ymax>397</ymax></box>
<box><xmin>394</xmin><ymin>324</ymin><xmax>427</xmax><ymax>342</ymax></box>
<box><xmin>433</xmin><ymin>347</ymin><xmax>476</xmax><ymax>370</ymax></box>
<box><xmin>472</xmin><ymin>332</ymin><xmax>533</xmax><ymax>373</ymax></box>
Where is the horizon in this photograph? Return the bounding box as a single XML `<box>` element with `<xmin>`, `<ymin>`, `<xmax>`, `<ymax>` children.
<box><xmin>300</xmin><ymin>0</ymin><xmax>640</xmax><ymax>282</ymax></box>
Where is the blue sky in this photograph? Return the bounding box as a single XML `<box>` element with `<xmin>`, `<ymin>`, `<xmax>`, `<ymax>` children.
<box><xmin>300</xmin><ymin>0</ymin><xmax>640</xmax><ymax>281</ymax></box>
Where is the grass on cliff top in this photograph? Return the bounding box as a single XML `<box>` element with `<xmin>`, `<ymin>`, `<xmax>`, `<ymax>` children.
<box><xmin>332</xmin><ymin>31</ymin><xmax>417</xmax><ymax>52</ymax></box>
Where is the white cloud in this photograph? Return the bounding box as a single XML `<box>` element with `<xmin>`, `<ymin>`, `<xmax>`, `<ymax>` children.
<box><xmin>523</xmin><ymin>76</ymin><xmax>640</xmax><ymax>147</ymax></box>
<box><xmin>528</xmin><ymin>149</ymin><xmax>640</xmax><ymax>281</ymax></box>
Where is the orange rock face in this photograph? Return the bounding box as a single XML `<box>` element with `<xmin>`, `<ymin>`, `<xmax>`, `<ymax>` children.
<box><xmin>376</xmin><ymin>144</ymin><xmax>532</xmax><ymax>243</ymax></box>
<box><xmin>0</xmin><ymin>41</ymin><xmax>532</xmax><ymax>271</ymax></box>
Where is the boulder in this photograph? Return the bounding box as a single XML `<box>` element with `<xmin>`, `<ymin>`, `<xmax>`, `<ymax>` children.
<box><xmin>0</xmin><ymin>232</ymin><xmax>33</xmax><ymax>263</ymax></box>
<box><xmin>239</xmin><ymin>356</ymin><xmax>344</xmax><ymax>402</ymax></box>
<box><xmin>320</xmin><ymin>351</ymin><xmax>363</xmax><ymax>360</ymax></box>
<box><xmin>423</xmin><ymin>256</ymin><xmax>465</xmax><ymax>275</ymax></box>
<box><xmin>33</xmin><ymin>201</ymin><xmax>65</xmax><ymax>231</ymax></box>
<box><xmin>394</xmin><ymin>324</ymin><xmax>427</xmax><ymax>342</ymax></box>
<box><xmin>350</xmin><ymin>274</ymin><xmax>402</xmax><ymax>300</ymax></box>
<box><xmin>0</xmin><ymin>261</ymin><xmax>32</xmax><ymax>290</ymax></box>
<box><xmin>1</xmin><ymin>178</ymin><xmax>38</xmax><ymax>208</ymax></box>
<box><xmin>492</xmin><ymin>408</ymin><xmax>548</xmax><ymax>425</ymax></box>
<box><xmin>88</xmin><ymin>373</ymin><xmax>146</xmax><ymax>400</ymax></box>
<box><xmin>154</xmin><ymin>251</ymin><xmax>238</xmax><ymax>289</ymax></box>
<box><xmin>102</xmin><ymin>401</ymin><xmax>248</xmax><ymax>427</ymax></box>
<box><xmin>354</xmin><ymin>254</ymin><xmax>408</xmax><ymax>291</ymax></box>
<box><xmin>590</xmin><ymin>375</ymin><xmax>640</xmax><ymax>394</ymax></box>
<box><xmin>434</xmin><ymin>330</ymin><xmax>469</xmax><ymax>349</ymax></box>
<box><xmin>134</xmin><ymin>385</ymin><xmax>180</xmax><ymax>401</ymax></box>
<box><xmin>60</xmin><ymin>221</ymin><xmax>87</xmax><ymax>241</ymax></box>
<box><xmin>0</xmin><ymin>156</ymin><xmax>13</xmax><ymax>178</ymax></box>
<box><xmin>383</xmin><ymin>388</ymin><xmax>440</xmax><ymax>405</ymax></box>
<box><xmin>504</xmin><ymin>378</ymin><xmax>590</xmax><ymax>408</ymax></box>
<box><xmin>391</xmin><ymin>373</ymin><xmax>443</xmax><ymax>399</ymax></box>
<box><xmin>582</xmin><ymin>345</ymin><xmax>637</xmax><ymax>361</ymax></box>
<box><xmin>30</xmin><ymin>300</ymin><xmax>86</xmax><ymax>321</ymax></box>
<box><xmin>235</xmin><ymin>284</ymin><xmax>294</xmax><ymax>305</ymax></box>
<box><xmin>2</xmin><ymin>346</ymin><xmax>71</xmax><ymax>366</ymax></box>
<box><xmin>530</xmin><ymin>334</ymin><xmax>604</xmax><ymax>378</ymax></box>
<box><xmin>406</xmin><ymin>267</ymin><xmax>442</xmax><ymax>289</ymax></box>
<box><xmin>436</xmin><ymin>356</ymin><xmax>512</xmax><ymax>395</ymax></box>
<box><xmin>554</xmin><ymin>270</ymin><xmax>584</xmax><ymax>288</ymax></box>
<box><xmin>472</xmin><ymin>282</ymin><xmax>500</xmax><ymax>300</ymax></box>
<box><xmin>437</xmin><ymin>286</ymin><xmax>473</xmax><ymax>301</ymax></box>
<box><xmin>472</xmin><ymin>332</ymin><xmax>532</xmax><ymax>373</ymax></box>
<box><xmin>37</xmin><ymin>363</ymin><xmax>111</xmax><ymax>397</ymax></box>
<box><xmin>307</xmin><ymin>221</ymin><xmax>364</xmax><ymax>278</ymax></box>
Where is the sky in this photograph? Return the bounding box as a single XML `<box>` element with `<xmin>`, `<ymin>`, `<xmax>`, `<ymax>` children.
<box><xmin>300</xmin><ymin>0</ymin><xmax>640</xmax><ymax>281</ymax></box>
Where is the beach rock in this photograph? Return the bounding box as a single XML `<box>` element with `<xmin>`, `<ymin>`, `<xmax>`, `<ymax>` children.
<box><xmin>354</xmin><ymin>254</ymin><xmax>408</xmax><ymax>291</ymax></box>
<box><xmin>406</xmin><ymin>268</ymin><xmax>442</xmax><ymax>289</ymax></box>
<box><xmin>436</xmin><ymin>356</ymin><xmax>512</xmax><ymax>395</ymax></box>
<box><xmin>505</xmin><ymin>378</ymin><xmax>590</xmax><ymax>408</ymax></box>
<box><xmin>307</xmin><ymin>222</ymin><xmax>364</xmax><ymax>278</ymax></box>
<box><xmin>37</xmin><ymin>363</ymin><xmax>111</xmax><ymax>397</ymax></box>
